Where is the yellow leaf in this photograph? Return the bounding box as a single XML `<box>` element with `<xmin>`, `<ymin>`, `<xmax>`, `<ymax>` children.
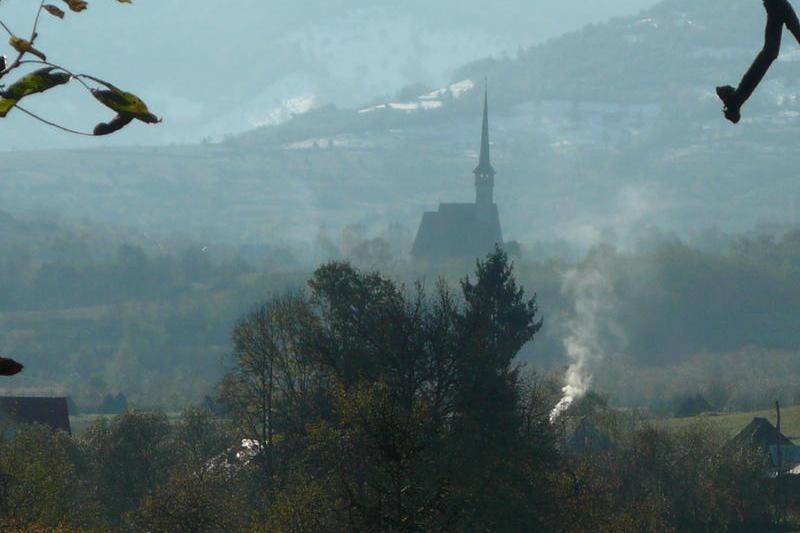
<box><xmin>9</xmin><ymin>36</ymin><xmax>47</xmax><ymax>61</ymax></box>
<box><xmin>83</xmin><ymin>76</ymin><xmax>160</xmax><ymax>125</ymax></box>
<box><xmin>0</xmin><ymin>98</ymin><xmax>15</xmax><ymax>118</ymax></box>
<box><xmin>60</xmin><ymin>0</ymin><xmax>88</xmax><ymax>12</ymax></box>
<box><xmin>43</xmin><ymin>5</ymin><xmax>65</xmax><ymax>18</ymax></box>
<box><xmin>0</xmin><ymin>67</ymin><xmax>71</xmax><ymax>117</ymax></box>
<box><xmin>91</xmin><ymin>88</ymin><xmax>159</xmax><ymax>123</ymax></box>
<box><xmin>2</xmin><ymin>68</ymin><xmax>70</xmax><ymax>99</ymax></box>
<box><xmin>116</xmin><ymin>0</ymin><xmax>132</xmax><ymax>3</ymax></box>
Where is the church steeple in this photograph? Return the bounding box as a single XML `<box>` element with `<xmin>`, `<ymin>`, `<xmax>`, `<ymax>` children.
<box><xmin>474</xmin><ymin>78</ymin><xmax>495</xmax><ymax>205</ymax></box>
<box><xmin>410</xmin><ymin>77</ymin><xmax>504</xmax><ymax>262</ymax></box>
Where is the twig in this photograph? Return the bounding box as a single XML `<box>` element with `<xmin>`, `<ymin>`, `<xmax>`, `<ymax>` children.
<box><xmin>18</xmin><ymin>60</ymin><xmax>93</xmax><ymax>91</ymax></box>
<box><xmin>30</xmin><ymin>1</ymin><xmax>46</xmax><ymax>41</ymax></box>
<box><xmin>0</xmin><ymin>1</ymin><xmax>44</xmax><ymax>81</ymax></box>
<box><xmin>0</xmin><ymin>51</ymin><xmax>25</xmax><ymax>80</ymax></box>
<box><xmin>0</xmin><ymin>20</ymin><xmax>12</xmax><ymax>37</ymax></box>
<box><xmin>15</xmin><ymin>105</ymin><xmax>95</xmax><ymax>136</ymax></box>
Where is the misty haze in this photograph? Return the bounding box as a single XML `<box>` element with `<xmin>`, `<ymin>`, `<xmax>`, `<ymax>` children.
<box><xmin>2</xmin><ymin>0</ymin><xmax>800</xmax><ymax>530</ymax></box>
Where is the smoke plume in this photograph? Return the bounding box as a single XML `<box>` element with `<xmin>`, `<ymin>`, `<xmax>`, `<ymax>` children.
<box><xmin>550</xmin><ymin>252</ymin><xmax>619</xmax><ymax>423</ymax></box>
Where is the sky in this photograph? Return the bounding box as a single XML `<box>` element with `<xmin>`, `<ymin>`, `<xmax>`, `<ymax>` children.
<box><xmin>0</xmin><ymin>0</ymin><xmax>658</xmax><ymax>150</ymax></box>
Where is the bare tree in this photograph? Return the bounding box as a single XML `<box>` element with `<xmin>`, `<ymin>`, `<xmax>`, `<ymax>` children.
<box><xmin>221</xmin><ymin>292</ymin><xmax>319</xmax><ymax>478</ymax></box>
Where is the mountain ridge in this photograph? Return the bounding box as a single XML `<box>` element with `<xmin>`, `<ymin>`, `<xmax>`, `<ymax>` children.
<box><xmin>3</xmin><ymin>0</ymin><xmax>798</xmax><ymax>252</ymax></box>
<box><xmin>0</xmin><ymin>0</ymin><xmax>658</xmax><ymax>150</ymax></box>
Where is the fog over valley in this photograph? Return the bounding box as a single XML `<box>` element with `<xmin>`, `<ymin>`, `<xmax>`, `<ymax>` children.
<box><xmin>1</xmin><ymin>0</ymin><xmax>797</xmax><ymax>254</ymax></box>
<box><xmin>2</xmin><ymin>2</ymin><xmax>800</xmax><ymax>529</ymax></box>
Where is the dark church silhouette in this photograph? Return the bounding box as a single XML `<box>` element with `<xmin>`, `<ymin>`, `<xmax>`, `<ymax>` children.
<box><xmin>411</xmin><ymin>85</ymin><xmax>503</xmax><ymax>262</ymax></box>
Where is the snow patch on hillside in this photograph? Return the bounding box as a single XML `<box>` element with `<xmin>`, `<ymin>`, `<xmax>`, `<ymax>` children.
<box><xmin>199</xmin><ymin>74</ymin><xmax>318</xmax><ymax>139</ymax></box>
<box><xmin>284</xmin><ymin>134</ymin><xmax>376</xmax><ymax>151</ymax></box>
<box><xmin>359</xmin><ymin>79</ymin><xmax>475</xmax><ymax>114</ymax></box>
<box><xmin>250</xmin><ymin>96</ymin><xmax>317</xmax><ymax>129</ymax></box>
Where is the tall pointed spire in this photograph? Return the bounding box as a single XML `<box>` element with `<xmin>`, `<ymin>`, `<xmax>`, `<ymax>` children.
<box><xmin>474</xmin><ymin>77</ymin><xmax>495</xmax><ymax>178</ymax></box>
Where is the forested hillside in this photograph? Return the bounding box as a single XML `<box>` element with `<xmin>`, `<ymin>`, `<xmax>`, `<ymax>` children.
<box><xmin>1</xmin><ymin>209</ymin><xmax>799</xmax><ymax>413</ymax></box>
<box><xmin>2</xmin><ymin>0</ymin><xmax>799</xmax><ymax>251</ymax></box>
<box><xmin>0</xmin><ymin>0</ymin><xmax>657</xmax><ymax>149</ymax></box>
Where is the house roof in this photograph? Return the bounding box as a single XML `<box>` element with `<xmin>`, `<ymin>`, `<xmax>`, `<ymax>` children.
<box><xmin>727</xmin><ymin>417</ymin><xmax>793</xmax><ymax>452</ymax></box>
<box><xmin>0</xmin><ymin>397</ymin><xmax>71</xmax><ymax>434</ymax></box>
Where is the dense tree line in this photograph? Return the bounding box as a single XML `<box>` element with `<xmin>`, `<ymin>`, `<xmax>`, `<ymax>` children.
<box><xmin>0</xmin><ymin>410</ymin><xmax>778</xmax><ymax>531</ymax></box>
<box><xmin>8</xmin><ymin>227</ymin><xmax>800</xmax><ymax>411</ymax></box>
<box><xmin>0</xmin><ymin>243</ymin><xmax>253</xmax><ymax>312</ymax></box>
<box><xmin>0</xmin><ymin>250</ymin><xmax>788</xmax><ymax>531</ymax></box>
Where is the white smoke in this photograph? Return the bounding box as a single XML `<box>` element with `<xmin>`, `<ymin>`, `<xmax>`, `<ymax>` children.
<box><xmin>548</xmin><ymin>185</ymin><xmax>659</xmax><ymax>423</ymax></box>
<box><xmin>550</xmin><ymin>252</ymin><xmax>620</xmax><ymax>423</ymax></box>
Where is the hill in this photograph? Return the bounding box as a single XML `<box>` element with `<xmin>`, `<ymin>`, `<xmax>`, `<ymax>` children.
<box><xmin>6</xmin><ymin>0</ymin><xmax>800</xmax><ymax>409</ymax></box>
<box><xmin>2</xmin><ymin>0</ymin><xmax>798</xmax><ymax>252</ymax></box>
<box><xmin>0</xmin><ymin>0</ymin><xmax>658</xmax><ymax>150</ymax></box>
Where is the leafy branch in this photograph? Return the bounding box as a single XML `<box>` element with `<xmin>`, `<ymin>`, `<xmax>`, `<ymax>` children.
<box><xmin>0</xmin><ymin>0</ymin><xmax>159</xmax><ymax>136</ymax></box>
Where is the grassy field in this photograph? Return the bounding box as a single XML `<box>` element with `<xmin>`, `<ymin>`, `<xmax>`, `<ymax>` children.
<box><xmin>68</xmin><ymin>405</ymin><xmax>800</xmax><ymax>438</ymax></box>
<box><xmin>664</xmin><ymin>405</ymin><xmax>800</xmax><ymax>444</ymax></box>
<box><xmin>68</xmin><ymin>406</ymin><xmax>800</xmax><ymax>442</ymax></box>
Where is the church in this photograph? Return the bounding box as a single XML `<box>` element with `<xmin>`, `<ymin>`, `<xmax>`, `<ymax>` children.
<box><xmin>411</xmin><ymin>86</ymin><xmax>503</xmax><ymax>262</ymax></box>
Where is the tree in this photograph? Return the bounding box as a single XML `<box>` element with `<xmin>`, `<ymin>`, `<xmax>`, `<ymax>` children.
<box><xmin>582</xmin><ymin>423</ymin><xmax>775</xmax><ymax>532</ymax></box>
<box><xmin>305</xmin><ymin>262</ymin><xmax>413</xmax><ymax>388</ymax></box>
<box><xmin>296</xmin><ymin>265</ymin><xmax>452</xmax><ymax>529</ymax></box>
<box><xmin>129</xmin><ymin>409</ymin><xmax>250</xmax><ymax>533</ymax></box>
<box><xmin>80</xmin><ymin>411</ymin><xmax>173</xmax><ymax>522</ymax></box>
<box><xmin>0</xmin><ymin>0</ymin><xmax>159</xmax><ymax>135</ymax></box>
<box><xmin>445</xmin><ymin>247</ymin><xmax>548</xmax><ymax>529</ymax></box>
<box><xmin>0</xmin><ymin>424</ymin><xmax>102</xmax><ymax>530</ymax></box>
<box><xmin>221</xmin><ymin>292</ymin><xmax>319</xmax><ymax>481</ymax></box>
<box><xmin>225</xmin><ymin>249</ymin><xmax>556</xmax><ymax>530</ymax></box>
<box><xmin>171</xmin><ymin>408</ymin><xmax>232</xmax><ymax>472</ymax></box>
<box><xmin>131</xmin><ymin>467</ymin><xmax>252</xmax><ymax>533</ymax></box>
<box><xmin>97</xmin><ymin>392</ymin><xmax>127</xmax><ymax>415</ymax></box>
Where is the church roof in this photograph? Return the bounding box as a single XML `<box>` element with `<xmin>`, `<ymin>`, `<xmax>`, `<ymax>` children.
<box><xmin>411</xmin><ymin>202</ymin><xmax>502</xmax><ymax>261</ymax></box>
<box><xmin>411</xmin><ymin>79</ymin><xmax>503</xmax><ymax>263</ymax></box>
<box><xmin>473</xmin><ymin>81</ymin><xmax>495</xmax><ymax>178</ymax></box>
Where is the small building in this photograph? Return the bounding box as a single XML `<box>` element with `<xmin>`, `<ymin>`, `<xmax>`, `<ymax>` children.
<box><xmin>411</xmin><ymin>84</ymin><xmax>503</xmax><ymax>262</ymax></box>
<box><xmin>727</xmin><ymin>417</ymin><xmax>793</xmax><ymax>459</ymax></box>
<box><xmin>0</xmin><ymin>396</ymin><xmax>71</xmax><ymax>434</ymax></box>
<box><xmin>674</xmin><ymin>394</ymin><xmax>713</xmax><ymax>418</ymax></box>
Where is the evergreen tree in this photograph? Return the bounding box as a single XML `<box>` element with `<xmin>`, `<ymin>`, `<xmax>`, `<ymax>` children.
<box><xmin>447</xmin><ymin>246</ymin><xmax>548</xmax><ymax>529</ymax></box>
